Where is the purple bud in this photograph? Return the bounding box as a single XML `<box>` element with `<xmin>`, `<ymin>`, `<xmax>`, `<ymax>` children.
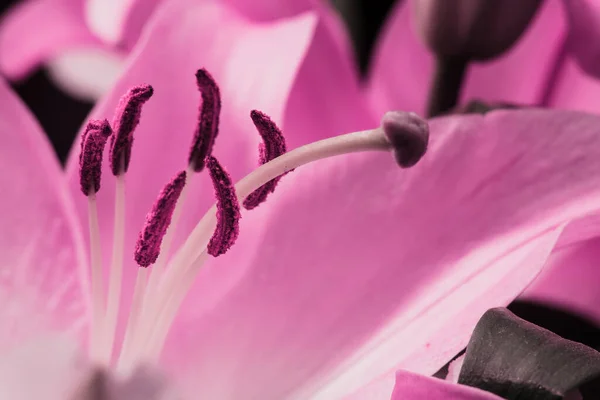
<box><xmin>188</xmin><ymin>69</ymin><xmax>221</xmax><ymax>172</ymax></box>
<box><xmin>135</xmin><ymin>171</ymin><xmax>187</xmax><ymax>267</ymax></box>
<box><xmin>381</xmin><ymin>111</ymin><xmax>429</xmax><ymax>168</ymax></box>
<box><xmin>109</xmin><ymin>84</ymin><xmax>154</xmax><ymax>176</ymax></box>
<box><xmin>79</xmin><ymin>119</ymin><xmax>113</xmax><ymax>196</ymax></box>
<box><xmin>413</xmin><ymin>0</ymin><xmax>542</xmax><ymax>60</ymax></box>
<box><xmin>206</xmin><ymin>156</ymin><xmax>240</xmax><ymax>257</ymax></box>
<box><xmin>243</xmin><ymin>110</ymin><xmax>288</xmax><ymax>210</ymax></box>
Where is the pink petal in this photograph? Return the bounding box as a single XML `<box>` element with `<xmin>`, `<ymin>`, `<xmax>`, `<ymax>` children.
<box><xmin>562</xmin><ymin>0</ymin><xmax>600</xmax><ymax>78</ymax></box>
<box><xmin>85</xmin><ymin>0</ymin><xmax>316</xmax><ymax>50</ymax></box>
<box><xmin>521</xmin><ymin>236</ymin><xmax>600</xmax><ymax>326</ymax></box>
<box><xmin>367</xmin><ymin>0</ymin><xmax>566</xmax><ymax>114</ymax></box>
<box><xmin>543</xmin><ymin>56</ymin><xmax>600</xmax><ymax>113</ymax></box>
<box><xmin>462</xmin><ymin>0</ymin><xmax>566</xmax><ymax>106</ymax></box>
<box><xmin>0</xmin><ymin>79</ymin><xmax>88</xmax><ymax>349</ymax></box>
<box><xmin>163</xmin><ymin>109</ymin><xmax>600</xmax><ymax>398</ymax></box>
<box><xmin>367</xmin><ymin>0</ymin><xmax>433</xmax><ymax>116</ymax></box>
<box><xmin>84</xmin><ymin>0</ymin><xmax>163</xmax><ymax>48</ymax></box>
<box><xmin>284</xmin><ymin>4</ymin><xmax>376</xmax><ymax>148</ymax></box>
<box><xmin>65</xmin><ymin>0</ymin><xmax>317</xmax><ymax>355</ymax></box>
<box><xmin>0</xmin><ymin>336</ymin><xmax>88</xmax><ymax>400</ymax></box>
<box><xmin>390</xmin><ymin>370</ymin><xmax>503</xmax><ymax>400</ymax></box>
<box><xmin>0</xmin><ymin>0</ymin><xmax>101</xmax><ymax>79</ymax></box>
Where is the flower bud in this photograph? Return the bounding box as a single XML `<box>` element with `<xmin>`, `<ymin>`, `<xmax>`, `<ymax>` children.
<box><xmin>413</xmin><ymin>0</ymin><xmax>542</xmax><ymax>61</ymax></box>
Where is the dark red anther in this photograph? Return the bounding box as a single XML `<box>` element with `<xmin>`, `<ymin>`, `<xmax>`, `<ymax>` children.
<box><xmin>79</xmin><ymin>119</ymin><xmax>113</xmax><ymax>196</ymax></box>
<box><xmin>134</xmin><ymin>171</ymin><xmax>187</xmax><ymax>267</ymax></box>
<box><xmin>109</xmin><ymin>84</ymin><xmax>154</xmax><ymax>176</ymax></box>
<box><xmin>381</xmin><ymin>111</ymin><xmax>429</xmax><ymax>168</ymax></box>
<box><xmin>188</xmin><ymin>69</ymin><xmax>221</xmax><ymax>172</ymax></box>
<box><xmin>206</xmin><ymin>156</ymin><xmax>240</xmax><ymax>257</ymax></box>
<box><xmin>243</xmin><ymin>110</ymin><xmax>288</xmax><ymax>210</ymax></box>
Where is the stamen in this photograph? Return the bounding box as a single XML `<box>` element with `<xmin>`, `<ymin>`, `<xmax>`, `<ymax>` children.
<box><xmin>109</xmin><ymin>84</ymin><xmax>154</xmax><ymax>176</ymax></box>
<box><xmin>134</xmin><ymin>171</ymin><xmax>187</xmax><ymax>267</ymax></box>
<box><xmin>243</xmin><ymin>110</ymin><xmax>288</xmax><ymax>210</ymax></box>
<box><xmin>139</xmin><ymin>112</ymin><xmax>430</xmax><ymax>362</ymax></box>
<box><xmin>79</xmin><ymin>119</ymin><xmax>112</xmax><ymax>196</ymax></box>
<box><xmin>206</xmin><ymin>156</ymin><xmax>240</xmax><ymax>257</ymax></box>
<box><xmin>188</xmin><ymin>69</ymin><xmax>221</xmax><ymax>172</ymax></box>
<box><xmin>381</xmin><ymin>111</ymin><xmax>429</xmax><ymax>168</ymax></box>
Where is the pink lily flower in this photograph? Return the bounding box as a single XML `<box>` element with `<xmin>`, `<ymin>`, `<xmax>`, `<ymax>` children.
<box><xmin>3</xmin><ymin>1</ymin><xmax>600</xmax><ymax>398</ymax></box>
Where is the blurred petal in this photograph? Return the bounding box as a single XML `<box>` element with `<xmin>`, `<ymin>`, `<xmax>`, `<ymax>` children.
<box><xmin>463</xmin><ymin>0</ymin><xmax>566</xmax><ymax>106</ymax></box>
<box><xmin>47</xmin><ymin>48</ymin><xmax>125</xmax><ymax>101</ymax></box>
<box><xmin>0</xmin><ymin>0</ymin><xmax>101</xmax><ymax>79</ymax></box>
<box><xmin>391</xmin><ymin>370</ymin><xmax>502</xmax><ymax>400</ymax></box>
<box><xmin>84</xmin><ymin>0</ymin><xmax>162</xmax><ymax>48</ymax></box>
<box><xmin>0</xmin><ymin>79</ymin><xmax>88</xmax><ymax>347</ymax></box>
<box><xmin>224</xmin><ymin>0</ymin><xmax>315</xmax><ymax>21</ymax></box>
<box><xmin>367</xmin><ymin>0</ymin><xmax>432</xmax><ymax>115</ymax></box>
<box><xmin>284</xmin><ymin>4</ymin><xmax>375</xmax><ymax>148</ymax></box>
<box><xmin>544</xmin><ymin>56</ymin><xmax>600</xmax><ymax>113</ymax></box>
<box><xmin>163</xmin><ymin>109</ymin><xmax>600</xmax><ymax>398</ymax></box>
<box><xmin>65</xmin><ymin>0</ymin><xmax>316</xmax><ymax>355</ymax></box>
<box><xmin>521</xmin><ymin>237</ymin><xmax>600</xmax><ymax>327</ymax></box>
<box><xmin>0</xmin><ymin>336</ymin><xmax>88</xmax><ymax>400</ymax></box>
<box><xmin>367</xmin><ymin>0</ymin><xmax>566</xmax><ymax>114</ymax></box>
<box><xmin>562</xmin><ymin>0</ymin><xmax>600</xmax><ymax>78</ymax></box>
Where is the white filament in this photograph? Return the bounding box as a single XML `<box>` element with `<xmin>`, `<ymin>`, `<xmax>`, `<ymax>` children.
<box><xmin>87</xmin><ymin>193</ymin><xmax>105</xmax><ymax>363</ymax></box>
<box><xmin>102</xmin><ymin>174</ymin><xmax>126</xmax><ymax>363</ymax></box>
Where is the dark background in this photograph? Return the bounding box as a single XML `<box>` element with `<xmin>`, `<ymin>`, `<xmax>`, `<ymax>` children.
<box><xmin>0</xmin><ymin>0</ymin><xmax>599</xmax><ymax>352</ymax></box>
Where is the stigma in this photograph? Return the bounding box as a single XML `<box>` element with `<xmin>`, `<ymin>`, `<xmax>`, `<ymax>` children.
<box><xmin>77</xmin><ymin>69</ymin><xmax>430</xmax><ymax>370</ymax></box>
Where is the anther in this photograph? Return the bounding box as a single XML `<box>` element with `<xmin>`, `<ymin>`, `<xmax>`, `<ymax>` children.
<box><xmin>381</xmin><ymin>111</ymin><xmax>429</xmax><ymax>168</ymax></box>
<box><xmin>188</xmin><ymin>69</ymin><xmax>221</xmax><ymax>172</ymax></box>
<box><xmin>206</xmin><ymin>156</ymin><xmax>240</xmax><ymax>257</ymax></box>
<box><xmin>243</xmin><ymin>110</ymin><xmax>288</xmax><ymax>210</ymax></box>
<box><xmin>79</xmin><ymin>119</ymin><xmax>113</xmax><ymax>196</ymax></box>
<box><xmin>134</xmin><ymin>171</ymin><xmax>187</xmax><ymax>267</ymax></box>
<box><xmin>109</xmin><ymin>84</ymin><xmax>154</xmax><ymax>176</ymax></box>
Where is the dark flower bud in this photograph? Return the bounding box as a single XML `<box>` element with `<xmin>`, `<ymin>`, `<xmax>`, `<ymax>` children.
<box><xmin>413</xmin><ymin>0</ymin><xmax>542</xmax><ymax>61</ymax></box>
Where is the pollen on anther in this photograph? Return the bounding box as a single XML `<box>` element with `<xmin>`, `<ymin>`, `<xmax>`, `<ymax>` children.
<box><xmin>381</xmin><ymin>111</ymin><xmax>429</xmax><ymax>168</ymax></box>
<box><xmin>188</xmin><ymin>69</ymin><xmax>221</xmax><ymax>172</ymax></box>
<box><xmin>109</xmin><ymin>84</ymin><xmax>154</xmax><ymax>176</ymax></box>
<box><xmin>206</xmin><ymin>156</ymin><xmax>240</xmax><ymax>257</ymax></box>
<box><xmin>243</xmin><ymin>110</ymin><xmax>288</xmax><ymax>210</ymax></box>
<box><xmin>79</xmin><ymin>119</ymin><xmax>113</xmax><ymax>196</ymax></box>
<box><xmin>134</xmin><ymin>171</ymin><xmax>187</xmax><ymax>268</ymax></box>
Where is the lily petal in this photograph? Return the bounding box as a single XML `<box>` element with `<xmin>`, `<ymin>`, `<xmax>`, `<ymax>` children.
<box><xmin>163</xmin><ymin>109</ymin><xmax>600</xmax><ymax>398</ymax></box>
<box><xmin>521</xmin><ymin>237</ymin><xmax>600</xmax><ymax>327</ymax></box>
<box><xmin>0</xmin><ymin>79</ymin><xmax>88</xmax><ymax>348</ymax></box>
<box><xmin>65</xmin><ymin>0</ymin><xmax>317</xmax><ymax>353</ymax></box>
<box><xmin>84</xmin><ymin>0</ymin><xmax>162</xmax><ymax>48</ymax></box>
<box><xmin>0</xmin><ymin>0</ymin><xmax>100</xmax><ymax>80</ymax></box>
<box><xmin>367</xmin><ymin>0</ymin><xmax>566</xmax><ymax>114</ymax></box>
<box><xmin>0</xmin><ymin>336</ymin><xmax>88</xmax><ymax>400</ymax></box>
<box><xmin>562</xmin><ymin>0</ymin><xmax>600</xmax><ymax>78</ymax></box>
<box><xmin>391</xmin><ymin>370</ymin><xmax>503</xmax><ymax>400</ymax></box>
<box><xmin>284</xmin><ymin>4</ymin><xmax>376</xmax><ymax>148</ymax></box>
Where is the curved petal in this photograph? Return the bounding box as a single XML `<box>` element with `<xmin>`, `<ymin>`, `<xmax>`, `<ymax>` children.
<box><xmin>0</xmin><ymin>336</ymin><xmax>88</xmax><ymax>400</ymax></box>
<box><xmin>162</xmin><ymin>109</ymin><xmax>600</xmax><ymax>398</ymax></box>
<box><xmin>367</xmin><ymin>0</ymin><xmax>566</xmax><ymax>115</ymax></box>
<box><xmin>283</xmin><ymin>4</ymin><xmax>376</xmax><ymax>148</ymax></box>
<box><xmin>65</xmin><ymin>0</ymin><xmax>317</xmax><ymax>356</ymax></box>
<box><xmin>543</xmin><ymin>56</ymin><xmax>600</xmax><ymax>113</ymax></box>
<box><xmin>0</xmin><ymin>0</ymin><xmax>101</xmax><ymax>80</ymax></box>
<box><xmin>0</xmin><ymin>79</ymin><xmax>88</xmax><ymax>349</ymax></box>
<box><xmin>391</xmin><ymin>370</ymin><xmax>502</xmax><ymax>400</ymax></box>
<box><xmin>84</xmin><ymin>0</ymin><xmax>316</xmax><ymax>50</ymax></box>
<box><xmin>562</xmin><ymin>0</ymin><xmax>600</xmax><ymax>78</ymax></box>
<box><xmin>84</xmin><ymin>0</ymin><xmax>163</xmax><ymax>48</ymax></box>
<box><xmin>521</xmin><ymin>236</ymin><xmax>600</xmax><ymax>327</ymax></box>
